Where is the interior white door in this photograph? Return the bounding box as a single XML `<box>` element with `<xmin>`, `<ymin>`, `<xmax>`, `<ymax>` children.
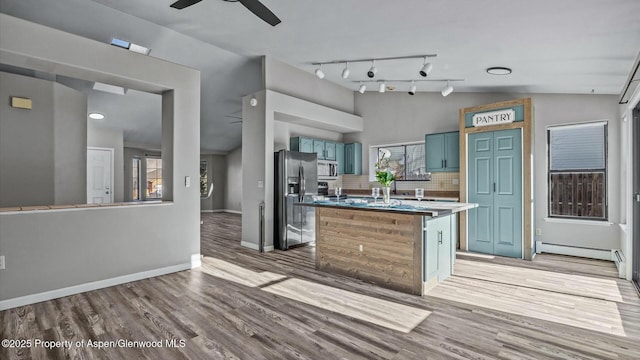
<box><xmin>87</xmin><ymin>148</ymin><xmax>113</xmax><ymax>204</ymax></box>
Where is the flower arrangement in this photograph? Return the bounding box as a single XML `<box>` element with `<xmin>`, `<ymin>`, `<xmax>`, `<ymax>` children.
<box><xmin>374</xmin><ymin>158</ymin><xmax>395</xmax><ymax>187</ymax></box>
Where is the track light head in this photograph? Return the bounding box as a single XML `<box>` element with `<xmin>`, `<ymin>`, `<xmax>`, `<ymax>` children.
<box><xmin>408</xmin><ymin>81</ymin><xmax>417</xmax><ymax>95</ymax></box>
<box><xmin>441</xmin><ymin>81</ymin><xmax>453</xmax><ymax>97</ymax></box>
<box><xmin>358</xmin><ymin>83</ymin><xmax>367</xmax><ymax>94</ymax></box>
<box><xmin>419</xmin><ymin>62</ymin><xmax>433</xmax><ymax>77</ymax></box>
<box><xmin>342</xmin><ymin>62</ymin><xmax>350</xmax><ymax>79</ymax></box>
<box><xmin>367</xmin><ymin>60</ymin><xmax>377</xmax><ymax>78</ymax></box>
<box><xmin>314</xmin><ymin>64</ymin><xmax>325</xmax><ymax>79</ymax></box>
<box><xmin>378</xmin><ymin>82</ymin><xmax>386</xmax><ymax>93</ymax></box>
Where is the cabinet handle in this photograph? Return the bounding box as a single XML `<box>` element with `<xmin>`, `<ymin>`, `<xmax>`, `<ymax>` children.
<box><xmin>441</xmin><ymin>159</ymin><xmax>444</xmax><ymax>168</ymax></box>
<box><xmin>493</xmin><ymin>182</ymin><xmax>496</xmax><ymax>193</ymax></box>
<box><xmin>444</xmin><ymin>159</ymin><xmax>447</xmax><ymax>168</ymax></box>
<box><xmin>438</xmin><ymin>230</ymin><xmax>443</xmax><ymax>244</ymax></box>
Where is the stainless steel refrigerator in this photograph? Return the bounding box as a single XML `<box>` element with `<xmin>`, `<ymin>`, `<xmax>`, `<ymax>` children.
<box><xmin>274</xmin><ymin>150</ymin><xmax>318</xmax><ymax>250</ymax></box>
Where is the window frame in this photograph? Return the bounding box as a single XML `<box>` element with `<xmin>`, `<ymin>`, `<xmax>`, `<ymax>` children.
<box><xmin>145</xmin><ymin>156</ymin><xmax>163</xmax><ymax>200</ymax></box>
<box><xmin>200</xmin><ymin>160</ymin><xmax>209</xmax><ymax>198</ymax></box>
<box><xmin>547</xmin><ymin>122</ymin><xmax>608</xmax><ymax>221</ymax></box>
<box><xmin>132</xmin><ymin>157</ymin><xmax>141</xmax><ymax>201</ymax></box>
<box><xmin>369</xmin><ymin>141</ymin><xmax>429</xmax><ymax>181</ymax></box>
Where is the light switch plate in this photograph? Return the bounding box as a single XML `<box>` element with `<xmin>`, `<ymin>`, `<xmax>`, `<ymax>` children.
<box><xmin>258</xmin><ymin>181</ymin><xmax>264</xmax><ymax>188</ymax></box>
<box><xmin>185</xmin><ymin>176</ymin><xmax>191</xmax><ymax>188</ymax></box>
<box><xmin>0</xmin><ymin>255</ymin><xmax>5</xmax><ymax>270</ymax></box>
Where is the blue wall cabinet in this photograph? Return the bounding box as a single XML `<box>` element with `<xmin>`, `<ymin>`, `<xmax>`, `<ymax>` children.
<box><xmin>335</xmin><ymin>143</ymin><xmax>345</xmax><ymax>174</ymax></box>
<box><xmin>324</xmin><ymin>141</ymin><xmax>337</xmax><ymax>161</ymax></box>
<box><xmin>290</xmin><ymin>137</ymin><xmax>314</xmax><ymax>153</ymax></box>
<box><xmin>313</xmin><ymin>139</ymin><xmax>326</xmax><ymax>159</ymax></box>
<box><xmin>425</xmin><ymin>131</ymin><xmax>459</xmax><ymax>172</ymax></box>
<box><xmin>344</xmin><ymin>143</ymin><xmax>362</xmax><ymax>175</ymax></box>
<box><xmin>468</xmin><ymin>129</ymin><xmax>522</xmax><ymax>258</ymax></box>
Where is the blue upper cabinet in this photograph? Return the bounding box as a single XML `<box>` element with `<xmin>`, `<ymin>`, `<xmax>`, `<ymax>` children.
<box><xmin>425</xmin><ymin>131</ymin><xmax>459</xmax><ymax>172</ymax></box>
<box><xmin>324</xmin><ymin>141</ymin><xmax>337</xmax><ymax>161</ymax></box>
<box><xmin>313</xmin><ymin>139</ymin><xmax>326</xmax><ymax>159</ymax></box>
<box><xmin>344</xmin><ymin>143</ymin><xmax>362</xmax><ymax>175</ymax></box>
<box><xmin>290</xmin><ymin>137</ymin><xmax>314</xmax><ymax>153</ymax></box>
<box><xmin>335</xmin><ymin>143</ymin><xmax>345</xmax><ymax>174</ymax></box>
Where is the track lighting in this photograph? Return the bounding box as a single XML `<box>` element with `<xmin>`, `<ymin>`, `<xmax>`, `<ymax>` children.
<box><xmin>441</xmin><ymin>81</ymin><xmax>454</xmax><ymax>97</ymax></box>
<box><xmin>408</xmin><ymin>81</ymin><xmax>417</xmax><ymax>95</ymax></box>
<box><xmin>419</xmin><ymin>57</ymin><xmax>433</xmax><ymax>77</ymax></box>
<box><xmin>358</xmin><ymin>83</ymin><xmax>367</xmax><ymax>94</ymax></box>
<box><xmin>314</xmin><ymin>64</ymin><xmax>325</xmax><ymax>79</ymax></box>
<box><xmin>342</xmin><ymin>62</ymin><xmax>350</xmax><ymax>79</ymax></box>
<box><xmin>367</xmin><ymin>60</ymin><xmax>378</xmax><ymax>78</ymax></box>
<box><xmin>378</xmin><ymin>82</ymin><xmax>386</xmax><ymax>93</ymax></box>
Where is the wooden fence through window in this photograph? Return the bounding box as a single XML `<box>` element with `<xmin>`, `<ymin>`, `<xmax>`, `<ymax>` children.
<box><xmin>549</xmin><ymin>172</ymin><xmax>605</xmax><ymax>219</ymax></box>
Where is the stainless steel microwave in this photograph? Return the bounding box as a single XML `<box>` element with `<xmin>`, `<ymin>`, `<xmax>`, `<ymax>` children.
<box><xmin>317</xmin><ymin>160</ymin><xmax>338</xmax><ymax>180</ymax></box>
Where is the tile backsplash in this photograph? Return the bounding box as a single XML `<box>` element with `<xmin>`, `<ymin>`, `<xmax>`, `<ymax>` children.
<box><xmin>340</xmin><ymin>173</ymin><xmax>460</xmax><ymax>192</ymax></box>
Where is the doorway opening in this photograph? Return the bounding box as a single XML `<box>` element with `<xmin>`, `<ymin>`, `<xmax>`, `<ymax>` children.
<box><xmin>633</xmin><ymin>104</ymin><xmax>639</xmax><ymax>291</ymax></box>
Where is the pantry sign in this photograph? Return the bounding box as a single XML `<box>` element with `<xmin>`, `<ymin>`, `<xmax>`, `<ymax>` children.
<box><xmin>472</xmin><ymin>109</ymin><xmax>515</xmax><ymax>127</ymax></box>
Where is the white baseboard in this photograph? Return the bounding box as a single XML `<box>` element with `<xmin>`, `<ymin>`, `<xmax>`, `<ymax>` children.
<box><xmin>201</xmin><ymin>209</ymin><xmax>242</xmax><ymax>214</ymax></box>
<box><xmin>536</xmin><ymin>242</ymin><xmax>613</xmax><ymax>261</ymax></box>
<box><xmin>0</xmin><ymin>261</ymin><xmax>196</xmax><ymax>311</ymax></box>
<box><xmin>240</xmin><ymin>241</ymin><xmax>274</xmax><ymax>252</ymax></box>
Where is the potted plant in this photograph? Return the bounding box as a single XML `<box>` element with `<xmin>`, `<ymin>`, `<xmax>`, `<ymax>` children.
<box><xmin>375</xmin><ymin>158</ymin><xmax>395</xmax><ymax>204</ymax></box>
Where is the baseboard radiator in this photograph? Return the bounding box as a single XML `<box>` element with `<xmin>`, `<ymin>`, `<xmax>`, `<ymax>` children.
<box><xmin>535</xmin><ymin>241</ymin><xmax>625</xmax><ymax>279</ymax></box>
<box><xmin>612</xmin><ymin>249</ymin><xmax>626</xmax><ymax>279</ymax></box>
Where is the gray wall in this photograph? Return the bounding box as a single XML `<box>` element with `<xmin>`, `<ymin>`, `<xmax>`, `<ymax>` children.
<box><xmin>200</xmin><ymin>154</ymin><xmax>226</xmax><ymax>211</ymax></box>
<box><xmin>225</xmin><ymin>146</ymin><xmax>242</xmax><ymax>212</ymax></box>
<box><xmin>0</xmin><ymin>14</ymin><xmax>200</xmax><ymax>303</ymax></box>
<box><xmin>0</xmin><ymin>71</ymin><xmax>86</xmax><ymax>207</ymax></box>
<box><xmin>87</xmin><ymin>124</ymin><xmax>124</xmax><ymax>202</ymax></box>
<box><xmin>346</xmin><ymin>91</ymin><xmax>622</xmax><ymax>251</ymax></box>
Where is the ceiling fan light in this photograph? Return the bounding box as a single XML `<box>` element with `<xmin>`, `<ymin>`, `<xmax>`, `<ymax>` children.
<box><xmin>358</xmin><ymin>84</ymin><xmax>367</xmax><ymax>94</ymax></box>
<box><xmin>419</xmin><ymin>62</ymin><xmax>433</xmax><ymax>77</ymax></box>
<box><xmin>378</xmin><ymin>82</ymin><xmax>386</xmax><ymax>93</ymax></box>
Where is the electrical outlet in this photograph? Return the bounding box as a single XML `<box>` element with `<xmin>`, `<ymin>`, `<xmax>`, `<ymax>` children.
<box><xmin>359</xmin><ymin>245</ymin><xmax>363</xmax><ymax>252</ymax></box>
<box><xmin>535</xmin><ymin>228</ymin><xmax>542</xmax><ymax>236</ymax></box>
<box><xmin>185</xmin><ymin>176</ymin><xmax>191</xmax><ymax>188</ymax></box>
<box><xmin>0</xmin><ymin>255</ymin><xmax>5</xmax><ymax>270</ymax></box>
<box><xmin>452</xmin><ymin>178</ymin><xmax>459</xmax><ymax>185</ymax></box>
<box><xmin>258</xmin><ymin>181</ymin><xmax>264</xmax><ymax>188</ymax></box>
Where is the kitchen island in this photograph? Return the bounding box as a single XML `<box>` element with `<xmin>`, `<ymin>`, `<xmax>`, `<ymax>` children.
<box><xmin>301</xmin><ymin>199</ymin><xmax>476</xmax><ymax>295</ymax></box>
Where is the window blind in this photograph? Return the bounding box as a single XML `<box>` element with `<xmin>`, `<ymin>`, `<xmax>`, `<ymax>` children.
<box><xmin>549</xmin><ymin>122</ymin><xmax>606</xmax><ymax>171</ymax></box>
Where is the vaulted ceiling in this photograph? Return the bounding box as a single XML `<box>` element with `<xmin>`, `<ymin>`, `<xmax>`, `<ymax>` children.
<box><xmin>1</xmin><ymin>0</ymin><xmax>639</xmax><ymax>152</ymax></box>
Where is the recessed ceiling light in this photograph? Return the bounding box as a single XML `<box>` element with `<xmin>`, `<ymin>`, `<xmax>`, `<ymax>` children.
<box><xmin>487</xmin><ymin>67</ymin><xmax>512</xmax><ymax>75</ymax></box>
<box><xmin>88</xmin><ymin>112</ymin><xmax>105</xmax><ymax>120</ymax></box>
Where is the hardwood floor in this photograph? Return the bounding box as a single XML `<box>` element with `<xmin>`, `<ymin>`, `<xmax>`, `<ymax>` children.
<box><xmin>2</xmin><ymin>212</ymin><xmax>639</xmax><ymax>359</ymax></box>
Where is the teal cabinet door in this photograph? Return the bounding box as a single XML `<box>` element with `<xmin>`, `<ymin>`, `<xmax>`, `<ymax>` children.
<box><xmin>300</xmin><ymin>138</ymin><xmax>314</xmax><ymax>153</ymax></box>
<box><xmin>423</xmin><ymin>215</ymin><xmax>453</xmax><ymax>283</ymax></box>
<box><xmin>325</xmin><ymin>142</ymin><xmax>336</xmax><ymax>161</ymax></box>
<box><xmin>425</xmin><ymin>134</ymin><xmax>445</xmax><ymax>171</ymax></box>
<box><xmin>313</xmin><ymin>140</ymin><xmax>325</xmax><ymax>159</ymax></box>
<box><xmin>335</xmin><ymin>143</ymin><xmax>345</xmax><ymax>174</ymax></box>
<box><xmin>344</xmin><ymin>143</ymin><xmax>362</xmax><ymax>175</ymax></box>
<box><xmin>468</xmin><ymin>129</ymin><xmax>522</xmax><ymax>258</ymax></box>
<box><xmin>444</xmin><ymin>132</ymin><xmax>460</xmax><ymax>171</ymax></box>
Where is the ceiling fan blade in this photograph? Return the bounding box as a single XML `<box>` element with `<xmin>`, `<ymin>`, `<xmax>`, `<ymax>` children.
<box><xmin>170</xmin><ymin>0</ymin><xmax>203</xmax><ymax>10</ymax></box>
<box><xmin>238</xmin><ymin>0</ymin><xmax>281</xmax><ymax>26</ymax></box>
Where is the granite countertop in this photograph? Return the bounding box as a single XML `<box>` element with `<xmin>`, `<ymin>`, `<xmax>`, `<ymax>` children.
<box><xmin>298</xmin><ymin>198</ymin><xmax>477</xmax><ymax>218</ymax></box>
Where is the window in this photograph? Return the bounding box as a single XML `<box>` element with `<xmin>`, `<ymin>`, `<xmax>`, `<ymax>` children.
<box><xmin>372</xmin><ymin>142</ymin><xmax>429</xmax><ymax>181</ymax></box>
<box><xmin>200</xmin><ymin>161</ymin><xmax>209</xmax><ymax>198</ymax></box>
<box><xmin>146</xmin><ymin>157</ymin><xmax>162</xmax><ymax>199</ymax></box>
<box><xmin>548</xmin><ymin>122</ymin><xmax>607</xmax><ymax>220</ymax></box>
<box><xmin>132</xmin><ymin>158</ymin><xmax>141</xmax><ymax>201</ymax></box>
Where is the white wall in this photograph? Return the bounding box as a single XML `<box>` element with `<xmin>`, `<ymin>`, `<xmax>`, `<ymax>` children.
<box><xmin>87</xmin><ymin>125</ymin><xmax>124</xmax><ymax>202</ymax></box>
<box><xmin>0</xmin><ymin>14</ymin><xmax>200</xmax><ymax>306</ymax></box>
<box><xmin>347</xmin><ymin>91</ymin><xmax>622</xmax><ymax>252</ymax></box>
<box><xmin>200</xmin><ymin>154</ymin><xmax>226</xmax><ymax>211</ymax></box>
<box><xmin>225</xmin><ymin>146</ymin><xmax>242</xmax><ymax>212</ymax></box>
<box><xmin>0</xmin><ymin>71</ymin><xmax>87</xmax><ymax>207</ymax></box>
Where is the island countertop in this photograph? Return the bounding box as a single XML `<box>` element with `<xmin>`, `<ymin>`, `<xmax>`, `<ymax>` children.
<box><xmin>298</xmin><ymin>199</ymin><xmax>477</xmax><ymax>218</ymax></box>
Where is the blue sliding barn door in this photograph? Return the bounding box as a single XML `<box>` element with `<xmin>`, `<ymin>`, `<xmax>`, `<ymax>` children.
<box><xmin>468</xmin><ymin>129</ymin><xmax>522</xmax><ymax>258</ymax></box>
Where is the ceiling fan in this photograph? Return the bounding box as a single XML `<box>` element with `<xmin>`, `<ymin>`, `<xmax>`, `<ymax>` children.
<box><xmin>170</xmin><ymin>0</ymin><xmax>281</xmax><ymax>27</ymax></box>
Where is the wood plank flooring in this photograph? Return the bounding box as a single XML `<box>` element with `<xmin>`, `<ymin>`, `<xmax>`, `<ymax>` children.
<box><xmin>1</xmin><ymin>212</ymin><xmax>639</xmax><ymax>359</ymax></box>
